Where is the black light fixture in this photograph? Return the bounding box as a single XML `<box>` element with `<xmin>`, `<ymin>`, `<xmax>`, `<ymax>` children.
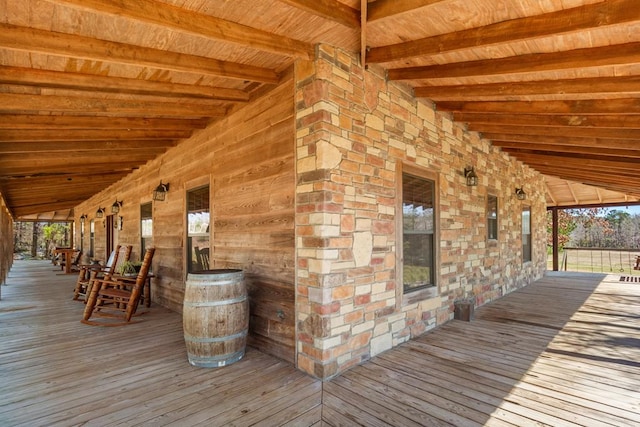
<box><xmin>515</xmin><ymin>188</ymin><xmax>526</xmax><ymax>200</ymax></box>
<box><xmin>463</xmin><ymin>166</ymin><xmax>478</xmax><ymax>187</ymax></box>
<box><xmin>153</xmin><ymin>181</ymin><xmax>170</xmax><ymax>201</ymax></box>
<box><xmin>96</xmin><ymin>207</ymin><xmax>106</xmax><ymax>218</ymax></box>
<box><xmin>111</xmin><ymin>200</ymin><xmax>123</xmax><ymax>214</ymax></box>
<box><xmin>79</xmin><ymin>214</ymin><xmax>88</xmax><ymax>224</ymax></box>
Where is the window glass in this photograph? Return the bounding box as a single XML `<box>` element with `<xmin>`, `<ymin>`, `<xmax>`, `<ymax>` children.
<box><xmin>141</xmin><ymin>202</ymin><xmax>153</xmax><ymax>254</ymax></box>
<box><xmin>187</xmin><ymin>186</ymin><xmax>210</xmax><ymax>273</ymax></box>
<box><xmin>522</xmin><ymin>206</ymin><xmax>532</xmax><ymax>262</ymax></box>
<box><xmin>402</xmin><ymin>173</ymin><xmax>435</xmax><ymax>293</ymax></box>
<box><xmin>487</xmin><ymin>195</ymin><xmax>498</xmax><ymax>240</ymax></box>
<box><xmin>89</xmin><ymin>220</ymin><xmax>95</xmax><ymax>258</ymax></box>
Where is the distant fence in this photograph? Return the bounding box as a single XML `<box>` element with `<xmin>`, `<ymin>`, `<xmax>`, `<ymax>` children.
<box><xmin>556</xmin><ymin>247</ymin><xmax>640</xmax><ymax>275</ymax></box>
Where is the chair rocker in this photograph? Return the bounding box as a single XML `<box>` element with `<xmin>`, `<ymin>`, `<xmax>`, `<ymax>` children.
<box><xmin>82</xmin><ymin>248</ymin><xmax>155</xmax><ymax>326</ymax></box>
<box><xmin>73</xmin><ymin>245</ymin><xmax>132</xmax><ymax>302</ymax></box>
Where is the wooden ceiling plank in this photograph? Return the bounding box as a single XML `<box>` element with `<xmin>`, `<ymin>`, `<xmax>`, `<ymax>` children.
<box><xmin>0</xmin><ymin>115</ymin><xmax>209</xmax><ymax>130</ymax></box>
<box><xmin>0</xmin><ymin>66</ymin><xmax>250</xmax><ymax>102</ymax></box>
<box><xmin>415</xmin><ymin>75</ymin><xmax>640</xmax><ymax>100</ymax></box>
<box><xmin>49</xmin><ymin>0</ymin><xmax>314</xmax><ymax>59</ymax></box>
<box><xmin>388</xmin><ymin>42</ymin><xmax>640</xmax><ymax>80</ymax></box>
<box><xmin>0</xmin><ymin>24</ymin><xmax>279</xmax><ymax>84</ymax></box>
<box><xmin>0</xmin><ymin>129</ymin><xmax>191</xmax><ymax>142</ymax></box>
<box><xmin>11</xmin><ymin>200</ymin><xmax>90</xmax><ymax>217</ymax></box>
<box><xmin>367</xmin><ymin>0</ymin><xmax>447</xmax><ymax>22</ymax></box>
<box><xmin>473</xmin><ymin>124</ymin><xmax>640</xmax><ymax>140</ymax></box>
<box><xmin>368</xmin><ymin>0</ymin><xmax>640</xmax><ymax>63</ymax></box>
<box><xmin>506</xmin><ymin>152</ymin><xmax>640</xmax><ymax>171</ymax></box>
<box><xmin>453</xmin><ymin>113</ymin><xmax>640</xmax><ymax>129</ymax></box>
<box><xmin>0</xmin><ymin>162</ymin><xmax>142</xmax><ymax>176</ymax></box>
<box><xmin>0</xmin><ymin>93</ymin><xmax>226</xmax><ymax>117</ymax></box>
<box><xmin>279</xmin><ymin>0</ymin><xmax>360</xmax><ymax>28</ymax></box>
<box><xmin>436</xmin><ymin>99</ymin><xmax>640</xmax><ymax>115</ymax></box>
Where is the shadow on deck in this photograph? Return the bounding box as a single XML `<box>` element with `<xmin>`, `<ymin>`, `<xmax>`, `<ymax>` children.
<box><xmin>1</xmin><ymin>262</ymin><xmax>639</xmax><ymax>426</ymax></box>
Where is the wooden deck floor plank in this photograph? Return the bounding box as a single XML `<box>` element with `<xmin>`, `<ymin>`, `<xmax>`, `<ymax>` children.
<box><xmin>378</xmin><ymin>348</ymin><xmax>603</xmax><ymax>427</ymax></box>
<box><xmin>127</xmin><ymin>363</ymin><xmax>302</xmax><ymax>426</ymax></box>
<box><xmin>157</xmin><ymin>368</ymin><xmax>319</xmax><ymax>426</ymax></box>
<box><xmin>354</xmin><ymin>362</ymin><xmax>515</xmax><ymax>427</ymax></box>
<box><xmin>323</xmin><ymin>383</ymin><xmax>432</xmax><ymax>427</ymax></box>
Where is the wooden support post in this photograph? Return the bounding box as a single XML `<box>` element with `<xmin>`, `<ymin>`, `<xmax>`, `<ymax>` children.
<box><xmin>552</xmin><ymin>207</ymin><xmax>559</xmax><ymax>271</ymax></box>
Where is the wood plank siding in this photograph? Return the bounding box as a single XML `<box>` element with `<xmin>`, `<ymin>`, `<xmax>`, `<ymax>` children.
<box><xmin>74</xmin><ymin>73</ymin><xmax>296</xmax><ymax>363</ymax></box>
<box><xmin>2</xmin><ymin>263</ymin><xmax>638</xmax><ymax>426</ymax></box>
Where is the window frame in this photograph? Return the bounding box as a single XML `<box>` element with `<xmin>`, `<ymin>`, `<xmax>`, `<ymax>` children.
<box><xmin>522</xmin><ymin>205</ymin><xmax>532</xmax><ymax>263</ymax></box>
<box><xmin>487</xmin><ymin>194</ymin><xmax>498</xmax><ymax>241</ymax></box>
<box><xmin>186</xmin><ymin>182</ymin><xmax>211</xmax><ymax>275</ymax></box>
<box><xmin>140</xmin><ymin>202</ymin><xmax>153</xmax><ymax>256</ymax></box>
<box><xmin>396</xmin><ymin>163</ymin><xmax>440</xmax><ymax>307</ymax></box>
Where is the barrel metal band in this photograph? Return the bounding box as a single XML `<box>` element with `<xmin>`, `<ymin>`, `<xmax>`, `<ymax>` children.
<box><xmin>184</xmin><ymin>330</ymin><xmax>247</xmax><ymax>343</ymax></box>
<box><xmin>183</xmin><ymin>295</ymin><xmax>247</xmax><ymax>307</ymax></box>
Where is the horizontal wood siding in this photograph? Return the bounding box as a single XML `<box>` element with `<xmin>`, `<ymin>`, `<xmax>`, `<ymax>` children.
<box><xmin>74</xmin><ymin>73</ymin><xmax>296</xmax><ymax>362</ymax></box>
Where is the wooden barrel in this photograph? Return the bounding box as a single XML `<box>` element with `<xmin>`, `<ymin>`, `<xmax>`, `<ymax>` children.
<box><xmin>183</xmin><ymin>269</ymin><xmax>248</xmax><ymax>368</ymax></box>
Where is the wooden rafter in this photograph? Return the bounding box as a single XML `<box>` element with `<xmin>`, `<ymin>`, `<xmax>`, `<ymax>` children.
<box><xmin>49</xmin><ymin>0</ymin><xmax>314</xmax><ymax>59</ymax></box>
<box><xmin>0</xmin><ymin>93</ymin><xmax>227</xmax><ymax>117</ymax></box>
<box><xmin>436</xmin><ymin>99</ymin><xmax>640</xmax><ymax>115</ymax></box>
<box><xmin>0</xmin><ymin>24</ymin><xmax>280</xmax><ymax>84</ymax></box>
<box><xmin>368</xmin><ymin>0</ymin><xmax>640</xmax><ymax>63</ymax></box>
<box><xmin>0</xmin><ymin>129</ymin><xmax>192</xmax><ymax>142</ymax></box>
<box><xmin>453</xmin><ymin>113</ymin><xmax>640</xmax><ymax>129</ymax></box>
<box><xmin>388</xmin><ymin>42</ymin><xmax>640</xmax><ymax>80</ymax></box>
<box><xmin>0</xmin><ymin>67</ymin><xmax>250</xmax><ymax>102</ymax></box>
<box><xmin>279</xmin><ymin>0</ymin><xmax>360</xmax><ymax>28</ymax></box>
<box><xmin>0</xmin><ymin>141</ymin><xmax>177</xmax><ymax>153</ymax></box>
<box><xmin>496</xmin><ymin>143</ymin><xmax>640</xmax><ymax>159</ymax></box>
<box><xmin>0</xmin><ymin>115</ymin><xmax>209</xmax><ymax>130</ymax></box>
<box><xmin>414</xmin><ymin>75</ymin><xmax>640</xmax><ymax>100</ymax></box>
<box><xmin>484</xmin><ymin>134</ymin><xmax>640</xmax><ymax>150</ymax></box>
<box><xmin>367</xmin><ymin>0</ymin><xmax>447</xmax><ymax>22</ymax></box>
<box><xmin>473</xmin><ymin>124</ymin><xmax>640</xmax><ymax>140</ymax></box>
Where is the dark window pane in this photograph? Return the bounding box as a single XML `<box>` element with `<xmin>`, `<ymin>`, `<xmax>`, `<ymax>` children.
<box><xmin>402</xmin><ymin>173</ymin><xmax>435</xmax><ymax>293</ymax></box>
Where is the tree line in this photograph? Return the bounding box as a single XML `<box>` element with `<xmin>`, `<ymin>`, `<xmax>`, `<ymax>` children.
<box><xmin>548</xmin><ymin>208</ymin><xmax>640</xmax><ymax>249</ymax></box>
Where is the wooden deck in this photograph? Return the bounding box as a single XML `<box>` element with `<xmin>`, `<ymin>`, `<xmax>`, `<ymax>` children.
<box><xmin>1</xmin><ymin>262</ymin><xmax>639</xmax><ymax>426</ymax></box>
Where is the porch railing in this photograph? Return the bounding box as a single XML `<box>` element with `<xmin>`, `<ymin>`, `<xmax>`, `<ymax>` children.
<box><xmin>555</xmin><ymin>247</ymin><xmax>640</xmax><ymax>275</ymax></box>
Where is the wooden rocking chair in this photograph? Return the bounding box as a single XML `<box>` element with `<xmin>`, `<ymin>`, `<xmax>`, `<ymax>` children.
<box><xmin>82</xmin><ymin>248</ymin><xmax>155</xmax><ymax>326</ymax></box>
<box><xmin>73</xmin><ymin>245</ymin><xmax>132</xmax><ymax>302</ymax></box>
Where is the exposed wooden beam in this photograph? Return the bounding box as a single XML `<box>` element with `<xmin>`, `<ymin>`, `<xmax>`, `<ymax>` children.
<box><xmin>279</xmin><ymin>0</ymin><xmax>360</xmax><ymax>28</ymax></box>
<box><xmin>0</xmin><ymin>129</ymin><xmax>191</xmax><ymax>142</ymax></box>
<box><xmin>11</xmin><ymin>200</ymin><xmax>90</xmax><ymax>217</ymax></box>
<box><xmin>436</xmin><ymin>99</ymin><xmax>640</xmax><ymax>115</ymax></box>
<box><xmin>0</xmin><ymin>161</ymin><xmax>144</xmax><ymax>176</ymax></box>
<box><xmin>0</xmin><ymin>66</ymin><xmax>250</xmax><ymax>102</ymax></box>
<box><xmin>0</xmin><ymin>93</ymin><xmax>227</xmax><ymax>117</ymax></box>
<box><xmin>388</xmin><ymin>42</ymin><xmax>640</xmax><ymax>80</ymax></box>
<box><xmin>486</xmin><ymin>134</ymin><xmax>640</xmax><ymax>153</ymax></box>
<box><xmin>505</xmin><ymin>152</ymin><xmax>640</xmax><ymax>171</ymax></box>
<box><xmin>499</xmin><ymin>144</ymin><xmax>640</xmax><ymax>159</ymax></box>
<box><xmin>49</xmin><ymin>0</ymin><xmax>314</xmax><ymax>59</ymax></box>
<box><xmin>0</xmin><ymin>24</ymin><xmax>279</xmax><ymax>84</ymax></box>
<box><xmin>453</xmin><ymin>113</ymin><xmax>640</xmax><ymax>129</ymax></box>
<box><xmin>487</xmin><ymin>135</ymin><xmax>640</xmax><ymax>151</ymax></box>
<box><xmin>367</xmin><ymin>0</ymin><xmax>447</xmax><ymax>22</ymax></box>
<box><xmin>0</xmin><ymin>115</ymin><xmax>209</xmax><ymax>130</ymax></box>
<box><xmin>473</xmin><ymin>124</ymin><xmax>640</xmax><ymax>140</ymax></box>
<box><xmin>0</xmin><ymin>171</ymin><xmax>130</xmax><ymax>185</ymax></box>
<box><xmin>0</xmin><ymin>142</ymin><xmax>174</xmax><ymax>153</ymax></box>
<box><xmin>414</xmin><ymin>75</ymin><xmax>640</xmax><ymax>100</ymax></box>
<box><xmin>368</xmin><ymin>0</ymin><xmax>640</xmax><ymax>63</ymax></box>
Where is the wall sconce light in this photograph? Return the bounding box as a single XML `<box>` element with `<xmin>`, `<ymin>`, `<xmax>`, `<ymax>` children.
<box><xmin>96</xmin><ymin>207</ymin><xmax>106</xmax><ymax>218</ymax></box>
<box><xmin>464</xmin><ymin>166</ymin><xmax>478</xmax><ymax>187</ymax></box>
<box><xmin>111</xmin><ymin>200</ymin><xmax>123</xmax><ymax>214</ymax></box>
<box><xmin>515</xmin><ymin>188</ymin><xmax>526</xmax><ymax>200</ymax></box>
<box><xmin>79</xmin><ymin>214</ymin><xmax>88</xmax><ymax>224</ymax></box>
<box><xmin>153</xmin><ymin>181</ymin><xmax>170</xmax><ymax>201</ymax></box>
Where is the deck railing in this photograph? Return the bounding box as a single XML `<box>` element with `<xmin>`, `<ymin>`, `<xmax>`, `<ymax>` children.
<box><xmin>552</xmin><ymin>247</ymin><xmax>640</xmax><ymax>275</ymax></box>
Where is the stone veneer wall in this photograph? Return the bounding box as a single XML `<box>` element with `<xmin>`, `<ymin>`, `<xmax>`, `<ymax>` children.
<box><xmin>294</xmin><ymin>45</ymin><xmax>547</xmax><ymax>379</ymax></box>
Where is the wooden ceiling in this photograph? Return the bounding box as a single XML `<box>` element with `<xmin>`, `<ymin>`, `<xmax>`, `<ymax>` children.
<box><xmin>1</xmin><ymin>0</ymin><xmax>639</xmax><ymax>218</ymax></box>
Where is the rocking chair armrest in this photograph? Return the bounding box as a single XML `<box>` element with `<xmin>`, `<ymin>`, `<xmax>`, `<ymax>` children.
<box><xmin>91</xmin><ymin>278</ymin><xmax>126</xmax><ymax>289</ymax></box>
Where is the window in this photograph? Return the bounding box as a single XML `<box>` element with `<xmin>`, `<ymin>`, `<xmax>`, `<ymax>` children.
<box><xmin>89</xmin><ymin>220</ymin><xmax>95</xmax><ymax>258</ymax></box>
<box><xmin>487</xmin><ymin>195</ymin><xmax>498</xmax><ymax>240</ymax></box>
<box><xmin>522</xmin><ymin>206</ymin><xmax>532</xmax><ymax>262</ymax></box>
<box><xmin>141</xmin><ymin>202</ymin><xmax>153</xmax><ymax>255</ymax></box>
<box><xmin>187</xmin><ymin>185</ymin><xmax>210</xmax><ymax>273</ymax></box>
<box><xmin>402</xmin><ymin>171</ymin><xmax>435</xmax><ymax>293</ymax></box>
